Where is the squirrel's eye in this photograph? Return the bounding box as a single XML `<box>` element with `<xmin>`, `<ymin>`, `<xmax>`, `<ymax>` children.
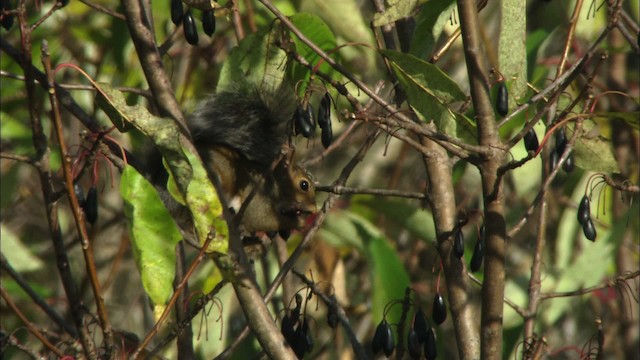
<box><xmin>299</xmin><ymin>180</ymin><xmax>309</xmax><ymax>191</ymax></box>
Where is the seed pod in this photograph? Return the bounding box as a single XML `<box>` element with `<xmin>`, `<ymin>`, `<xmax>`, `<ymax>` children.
<box><xmin>170</xmin><ymin>0</ymin><xmax>183</xmax><ymax>25</ymax></box>
<box><xmin>470</xmin><ymin>236</ymin><xmax>484</xmax><ymax>272</ymax></box>
<box><xmin>577</xmin><ymin>195</ymin><xmax>590</xmax><ymax>225</ymax></box>
<box><xmin>555</xmin><ymin>127</ymin><xmax>567</xmax><ymax>155</ymax></box>
<box><xmin>562</xmin><ymin>153</ymin><xmax>574</xmax><ymax>172</ymax></box>
<box><xmin>453</xmin><ymin>228</ymin><xmax>464</xmax><ymax>258</ymax></box>
<box><xmin>424</xmin><ymin>327</ymin><xmax>437</xmax><ymax>360</ymax></box>
<box><xmin>583</xmin><ymin>217</ymin><xmax>596</xmax><ymax>241</ymax></box>
<box><xmin>201</xmin><ymin>9</ymin><xmax>216</xmax><ymax>36</ymax></box>
<box><xmin>372</xmin><ymin>319</ymin><xmax>394</xmax><ymax>357</ymax></box>
<box><xmin>183</xmin><ymin>9</ymin><xmax>198</xmax><ymax>46</ymax></box>
<box><xmin>413</xmin><ymin>308</ymin><xmax>430</xmax><ymax>344</ymax></box>
<box><xmin>84</xmin><ymin>186</ymin><xmax>98</xmax><ymax>224</ymax></box>
<box><xmin>496</xmin><ymin>82</ymin><xmax>509</xmax><ymax>117</ymax></box>
<box><xmin>524</xmin><ymin>128</ymin><xmax>539</xmax><ymax>153</ymax></box>
<box><xmin>407</xmin><ymin>328</ymin><xmax>422</xmax><ymax>359</ymax></box>
<box><xmin>293</xmin><ymin>104</ymin><xmax>315</xmax><ymax>138</ymax></box>
<box><xmin>432</xmin><ymin>293</ymin><xmax>446</xmax><ymax>325</ymax></box>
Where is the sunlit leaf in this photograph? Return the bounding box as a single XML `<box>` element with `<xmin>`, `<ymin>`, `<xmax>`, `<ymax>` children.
<box><xmin>121</xmin><ymin>165</ymin><xmax>181</xmax><ymax>309</ymax></box>
<box><xmin>288</xmin><ymin>13</ymin><xmax>339</xmax><ymax>97</ymax></box>
<box><xmin>410</xmin><ymin>0</ymin><xmax>456</xmax><ymax>59</ymax></box>
<box><xmin>499</xmin><ymin>0</ymin><xmax>527</xmax><ymax>100</ymax></box>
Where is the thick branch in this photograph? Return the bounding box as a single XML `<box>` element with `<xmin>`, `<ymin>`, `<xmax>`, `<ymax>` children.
<box><xmin>457</xmin><ymin>0</ymin><xmax>507</xmax><ymax>359</ymax></box>
<box><xmin>421</xmin><ymin>131</ymin><xmax>480</xmax><ymax>359</ymax></box>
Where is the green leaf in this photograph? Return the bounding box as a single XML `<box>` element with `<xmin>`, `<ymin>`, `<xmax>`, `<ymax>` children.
<box><xmin>356</xmin><ymin>197</ymin><xmax>436</xmax><ymax>241</ymax></box>
<box><xmin>593</xmin><ymin>111</ymin><xmax>640</xmax><ymax>130</ymax></box>
<box><xmin>288</xmin><ymin>13</ymin><xmax>339</xmax><ymax>97</ymax></box>
<box><xmin>372</xmin><ymin>0</ymin><xmax>425</xmax><ymax>27</ymax></box>
<box><xmin>573</xmin><ymin>134</ymin><xmax>619</xmax><ymax>174</ymax></box>
<box><xmin>409</xmin><ymin>0</ymin><xmax>456</xmax><ymax>58</ymax></box>
<box><xmin>121</xmin><ymin>165</ymin><xmax>181</xmax><ymax>308</ymax></box>
<box><xmin>0</xmin><ymin>224</ymin><xmax>44</xmax><ymax>272</ymax></box>
<box><xmin>525</xmin><ymin>29</ymin><xmax>549</xmax><ymax>82</ymax></box>
<box><xmin>354</xmin><ymin>216</ymin><xmax>410</xmax><ymax>325</ymax></box>
<box><xmin>218</xmin><ymin>27</ymin><xmax>288</xmax><ymax>91</ymax></box>
<box><xmin>381</xmin><ymin>50</ymin><xmax>471</xmax><ymax>140</ymax></box>
<box><xmin>319</xmin><ymin>210</ymin><xmax>410</xmax><ymax>324</ymax></box>
<box><xmin>499</xmin><ymin>0</ymin><xmax>527</xmax><ymax>100</ymax></box>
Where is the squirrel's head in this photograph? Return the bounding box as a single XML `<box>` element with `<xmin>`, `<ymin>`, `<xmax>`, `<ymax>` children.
<box><xmin>273</xmin><ymin>163</ymin><xmax>316</xmax><ymax>230</ymax></box>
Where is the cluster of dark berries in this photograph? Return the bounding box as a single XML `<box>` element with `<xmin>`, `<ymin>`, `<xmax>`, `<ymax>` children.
<box><xmin>452</xmin><ymin>219</ymin><xmax>485</xmax><ymax>273</ymax></box>
<box><xmin>550</xmin><ymin>127</ymin><xmax>574</xmax><ymax>173</ymax></box>
<box><xmin>407</xmin><ymin>308</ymin><xmax>438</xmax><ymax>360</ymax></box>
<box><xmin>281</xmin><ymin>293</ymin><xmax>314</xmax><ymax>359</ymax></box>
<box><xmin>293</xmin><ymin>92</ymin><xmax>333</xmax><ymax>148</ymax></box>
<box><xmin>75</xmin><ymin>184</ymin><xmax>98</xmax><ymax>224</ymax></box>
<box><xmin>171</xmin><ymin>0</ymin><xmax>216</xmax><ymax>46</ymax></box>
<box><xmin>372</xmin><ymin>291</ymin><xmax>447</xmax><ymax>359</ymax></box>
<box><xmin>577</xmin><ymin>195</ymin><xmax>596</xmax><ymax>241</ymax></box>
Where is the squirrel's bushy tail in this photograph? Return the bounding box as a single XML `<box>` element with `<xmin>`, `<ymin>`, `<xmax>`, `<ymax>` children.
<box><xmin>188</xmin><ymin>84</ymin><xmax>295</xmax><ymax>168</ymax></box>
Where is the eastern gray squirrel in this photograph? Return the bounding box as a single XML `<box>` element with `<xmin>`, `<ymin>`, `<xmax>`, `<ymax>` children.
<box><xmin>176</xmin><ymin>85</ymin><xmax>317</xmax><ymax>233</ymax></box>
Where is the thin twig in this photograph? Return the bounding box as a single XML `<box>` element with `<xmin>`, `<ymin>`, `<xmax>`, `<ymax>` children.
<box><xmin>0</xmin><ymin>286</ymin><xmax>66</xmax><ymax>357</ymax></box>
<box><xmin>132</xmin><ymin>232</ymin><xmax>216</xmax><ymax>358</ymax></box>
<box><xmin>0</xmin><ymin>254</ymin><xmax>77</xmax><ymax>336</ymax></box>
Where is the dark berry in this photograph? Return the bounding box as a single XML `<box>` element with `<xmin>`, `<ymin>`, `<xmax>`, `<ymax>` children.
<box><xmin>183</xmin><ymin>9</ymin><xmax>198</xmax><ymax>46</ymax></box>
<box><xmin>432</xmin><ymin>293</ymin><xmax>446</xmax><ymax>325</ymax></box>
<box><xmin>84</xmin><ymin>186</ymin><xmax>98</xmax><ymax>224</ymax></box>
<box><xmin>583</xmin><ymin>217</ymin><xmax>596</xmax><ymax>241</ymax></box>
<box><xmin>202</xmin><ymin>9</ymin><xmax>216</xmax><ymax>36</ymax></box>
<box><xmin>1</xmin><ymin>0</ymin><xmax>14</xmax><ymax>30</ymax></box>
<box><xmin>372</xmin><ymin>319</ymin><xmax>394</xmax><ymax>357</ymax></box>
<box><xmin>524</xmin><ymin>128</ymin><xmax>539</xmax><ymax>153</ymax></box>
<box><xmin>414</xmin><ymin>308</ymin><xmax>430</xmax><ymax>344</ymax></box>
<box><xmin>281</xmin><ymin>313</ymin><xmax>296</xmax><ymax>344</ymax></box>
<box><xmin>407</xmin><ymin>328</ymin><xmax>422</xmax><ymax>359</ymax></box>
<box><xmin>321</xmin><ymin>122</ymin><xmax>332</xmax><ymax>148</ymax></box>
<box><xmin>318</xmin><ymin>93</ymin><xmax>331</xmax><ymax>129</ymax></box>
<box><xmin>170</xmin><ymin>0</ymin><xmax>183</xmax><ymax>25</ymax></box>
<box><xmin>562</xmin><ymin>153</ymin><xmax>574</xmax><ymax>172</ymax></box>
<box><xmin>453</xmin><ymin>228</ymin><xmax>464</xmax><ymax>258</ymax></box>
<box><xmin>470</xmin><ymin>236</ymin><xmax>484</xmax><ymax>272</ymax></box>
<box><xmin>577</xmin><ymin>195</ymin><xmax>590</xmax><ymax>225</ymax></box>
<box><xmin>496</xmin><ymin>82</ymin><xmax>508</xmax><ymax>117</ymax></box>
<box><xmin>424</xmin><ymin>327</ymin><xmax>437</xmax><ymax>360</ymax></box>
<box><xmin>294</xmin><ymin>104</ymin><xmax>315</xmax><ymax>138</ymax></box>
